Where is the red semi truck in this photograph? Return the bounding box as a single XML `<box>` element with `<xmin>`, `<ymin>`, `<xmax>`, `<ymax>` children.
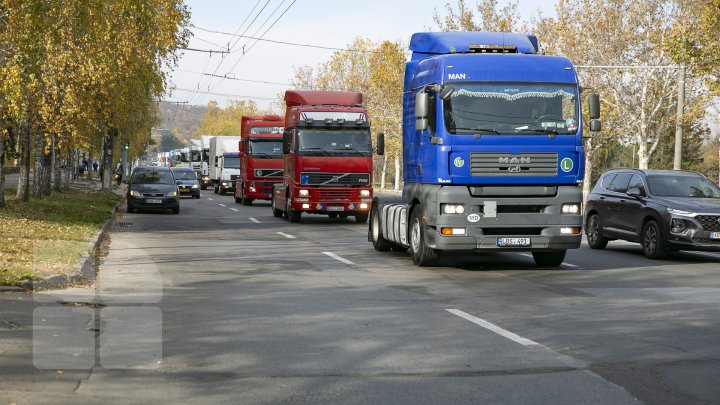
<box><xmin>234</xmin><ymin>115</ymin><xmax>284</xmax><ymax>205</ymax></box>
<box><xmin>271</xmin><ymin>90</ymin><xmax>374</xmax><ymax>223</ymax></box>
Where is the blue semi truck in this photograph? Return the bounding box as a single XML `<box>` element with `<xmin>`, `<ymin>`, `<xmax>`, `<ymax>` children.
<box><xmin>369</xmin><ymin>31</ymin><xmax>601</xmax><ymax>266</ymax></box>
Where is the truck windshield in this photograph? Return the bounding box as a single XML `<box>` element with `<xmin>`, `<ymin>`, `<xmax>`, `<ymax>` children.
<box><xmin>191</xmin><ymin>151</ymin><xmax>201</xmax><ymax>162</ymax></box>
<box><xmin>443</xmin><ymin>83</ymin><xmax>579</xmax><ymax>135</ymax></box>
<box><xmin>298</xmin><ymin>129</ymin><xmax>371</xmax><ymax>157</ymax></box>
<box><xmin>249</xmin><ymin>140</ymin><xmax>283</xmax><ymax>158</ymax></box>
<box><xmin>224</xmin><ymin>157</ymin><xmax>240</xmax><ymax>168</ymax></box>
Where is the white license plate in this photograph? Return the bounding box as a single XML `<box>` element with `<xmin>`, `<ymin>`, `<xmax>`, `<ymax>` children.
<box><xmin>497</xmin><ymin>237</ymin><xmax>531</xmax><ymax>247</ymax></box>
<box><xmin>327</xmin><ymin>206</ymin><xmax>344</xmax><ymax>211</ymax></box>
<box><xmin>710</xmin><ymin>232</ymin><xmax>720</xmax><ymax>240</ymax></box>
<box><xmin>146</xmin><ymin>199</ymin><xmax>162</xmax><ymax>204</ymax></box>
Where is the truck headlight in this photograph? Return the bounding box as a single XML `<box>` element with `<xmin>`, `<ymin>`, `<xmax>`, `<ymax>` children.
<box><xmin>561</xmin><ymin>204</ymin><xmax>581</xmax><ymax>215</ymax></box>
<box><xmin>441</xmin><ymin>204</ymin><xmax>465</xmax><ymax>214</ymax></box>
<box><xmin>360</xmin><ymin>189</ymin><xmax>371</xmax><ymax>197</ymax></box>
<box><xmin>299</xmin><ymin>189</ymin><xmax>309</xmax><ymax>196</ymax></box>
<box><xmin>249</xmin><ymin>182</ymin><xmax>256</xmax><ymax>192</ymax></box>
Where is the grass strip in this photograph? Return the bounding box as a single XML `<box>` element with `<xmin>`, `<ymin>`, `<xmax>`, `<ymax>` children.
<box><xmin>0</xmin><ymin>187</ymin><xmax>121</xmax><ymax>286</ymax></box>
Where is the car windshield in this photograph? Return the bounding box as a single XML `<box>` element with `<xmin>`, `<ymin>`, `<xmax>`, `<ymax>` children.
<box><xmin>173</xmin><ymin>171</ymin><xmax>197</xmax><ymax>180</ymax></box>
<box><xmin>443</xmin><ymin>83</ymin><xmax>579</xmax><ymax>135</ymax></box>
<box><xmin>133</xmin><ymin>171</ymin><xmax>175</xmax><ymax>185</ymax></box>
<box><xmin>249</xmin><ymin>140</ymin><xmax>283</xmax><ymax>158</ymax></box>
<box><xmin>298</xmin><ymin>129</ymin><xmax>371</xmax><ymax>156</ymax></box>
<box><xmin>647</xmin><ymin>175</ymin><xmax>720</xmax><ymax>198</ymax></box>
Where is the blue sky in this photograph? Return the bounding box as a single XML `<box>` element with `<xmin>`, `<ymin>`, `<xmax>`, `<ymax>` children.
<box><xmin>168</xmin><ymin>0</ymin><xmax>556</xmax><ymax>110</ymax></box>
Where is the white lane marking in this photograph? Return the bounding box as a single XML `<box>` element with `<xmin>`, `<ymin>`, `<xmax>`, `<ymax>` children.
<box><xmin>276</xmin><ymin>232</ymin><xmax>296</xmax><ymax>239</ymax></box>
<box><xmin>229</xmin><ymin>208</ymin><xmax>239</xmax><ymax>212</ymax></box>
<box><xmin>249</xmin><ymin>217</ymin><xmax>261</xmax><ymax>223</ymax></box>
<box><xmin>208</xmin><ymin>198</ymin><xmax>213</xmax><ymax>201</ymax></box>
<box><xmin>219</xmin><ymin>204</ymin><xmax>226</xmax><ymax>207</ymax></box>
<box><xmin>322</xmin><ymin>251</ymin><xmax>355</xmax><ymax>265</ymax></box>
<box><xmin>446</xmin><ymin>309</ymin><xmax>540</xmax><ymax>347</ymax></box>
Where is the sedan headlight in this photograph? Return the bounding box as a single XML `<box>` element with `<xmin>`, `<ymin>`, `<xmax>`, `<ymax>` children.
<box><xmin>192</xmin><ymin>184</ymin><xmax>198</xmax><ymax>189</ymax></box>
<box><xmin>360</xmin><ymin>189</ymin><xmax>371</xmax><ymax>197</ymax></box>
<box><xmin>130</xmin><ymin>190</ymin><xmax>142</xmax><ymax>197</ymax></box>
<box><xmin>166</xmin><ymin>191</ymin><xmax>177</xmax><ymax>197</ymax></box>
<box><xmin>441</xmin><ymin>204</ymin><xmax>465</xmax><ymax>214</ymax></box>
<box><xmin>298</xmin><ymin>189</ymin><xmax>309</xmax><ymax>197</ymax></box>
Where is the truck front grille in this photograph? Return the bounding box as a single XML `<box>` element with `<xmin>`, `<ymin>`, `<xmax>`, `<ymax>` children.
<box><xmin>253</xmin><ymin>169</ymin><xmax>283</xmax><ymax>177</ymax></box>
<box><xmin>317</xmin><ymin>190</ymin><xmax>353</xmax><ymax>201</ymax></box>
<box><xmin>471</xmin><ymin>153</ymin><xmax>558</xmax><ymax>177</ymax></box>
<box><xmin>300</xmin><ymin>172</ymin><xmax>370</xmax><ymax>186</ymax></box>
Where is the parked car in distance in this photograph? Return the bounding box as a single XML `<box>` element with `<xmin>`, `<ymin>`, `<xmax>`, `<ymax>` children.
<box><xmin>585</xmin><ymin>169</ymin><xmax>720</xmax><ymax>259</ymax></box>
<box><xmin>171</xmin><ymin>167</ymin><xmax>201</xmax><ymax>199</ymax></box>
<box><xmin>127</xmin><ymin>166</ymin><xmax>180</xmax><ymax>214</ymax></box>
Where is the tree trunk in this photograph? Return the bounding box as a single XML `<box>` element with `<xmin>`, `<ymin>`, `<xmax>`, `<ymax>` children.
<box><xmin>16</xmin><ymin>121</ymin><xmax>31</xmax><ymax>202</ymax></box>
<box><xmin>40</xmin><ymin>136</ymin><xmax>52</xmax><ymax>197</ymax></box>
<box><xmin>32</xmin><ymin>131</ymin><xmax>43</xmax><ymax>197</ymax></box>
<box><xmin>101</xmin><ymin>128</ymin><xmax>116</xmax><ymax>190</ymax></box>
<box><xmin>0</xmin><ymin>134</ymin><xmax>5</xmax><ymax>208</ymax></box>
<box><xmin>53</xmin><ymin>136</ymin><xmax>62</xmax><ymax>192</ymax></box>
<box><xmin>380</xmin><ymin>154</ymin><xmax>387</xmax><ymax>189</ymax></box>
<box><xmin>393</xmin><ymin>154</ymin><xmax>401</xmax><ymax>191</ymax></box>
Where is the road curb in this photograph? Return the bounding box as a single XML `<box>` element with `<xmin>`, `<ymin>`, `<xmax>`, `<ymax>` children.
<box><xmin>24</xmin><ymin>194</ymin><xmax>123</xmax><ymax>291</ymax></box>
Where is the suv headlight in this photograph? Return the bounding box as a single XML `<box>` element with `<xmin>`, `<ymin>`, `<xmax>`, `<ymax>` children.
<box><xmin>441</xmin><ymin>204</ymin><xmax>465</xmax><ymax>214</ymax></box>
<box><xmin>668</xmin><ymin>208</ymin><xmax>695</xmax><ymax>217</ymax></box>
<box><xmin>192</xmin><ymin>184</ymin><xmax>198</xmax><ymax>189</ymax></box>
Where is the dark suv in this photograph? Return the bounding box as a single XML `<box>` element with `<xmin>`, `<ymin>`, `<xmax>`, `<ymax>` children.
<box><xmin>127</xmin><ymin>166</ymin><xmax>180</xmax><ymax>214</ymax></box>
<box><xmin>585</xmin><ymin>169</ymin><xmax>720</xmax><ymax>259</ymax></box>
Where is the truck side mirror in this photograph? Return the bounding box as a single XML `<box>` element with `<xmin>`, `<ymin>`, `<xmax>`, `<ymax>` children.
<box><xmin>283</xmin><ymin>131</ymin><xmax>291</xmax><ymax>154</ymax></box>
<box><xmin>588</xmin><ymin>93</ymin><xmax>600</xmax><ymax>119</ymax></box>
<box><xmin>590</xmin><ymin>119</ymin><xmax>601</xmax><ymax>132</ymax></box>
<box><xmin>376</xmin><ymin>133</ymin><xmax>385</xmax><ymax>156</ymax></box>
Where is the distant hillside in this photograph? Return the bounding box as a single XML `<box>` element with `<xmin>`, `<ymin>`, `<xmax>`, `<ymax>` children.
<box><xmin>156</xmin><ymin>101</ymin><xmax>206</xmax><ymax>144</ymax></box>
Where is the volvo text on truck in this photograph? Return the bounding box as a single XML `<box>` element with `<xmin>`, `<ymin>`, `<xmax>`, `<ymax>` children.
<box><xmin>209</xmin><ymin>136</ymin><xmax>241</xmax><ymax>195</ymax></box>
<box><xmin>369</xmin><ymin>31</ymin><xmax>602</xmax><ymax>266</ymax></box>
<box><xmin>271</xmin><ymin>90</ymin><xmax>374</xmax><ymax>223</ymax></box>
<box><xmin>234</xmin><ymin>115</ymin><xmax>285</xmax><ymax>205</ymax></box>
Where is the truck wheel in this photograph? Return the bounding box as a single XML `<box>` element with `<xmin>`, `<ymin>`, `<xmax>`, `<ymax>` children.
<box><xmin>586</xmin><ymin>214</ymin><xmax>608</xmax><ymax>249</ymax></box>
<box><xmin>242</xmin><ymin>197</ymin><xmax>252</xmax><ymax>206</ymax></box>
<box><xmin>409</xmin><ymin>205</ymin><xmax>439</xmax><ymax>266</ymax></box>
<box><xmin>642</xmin><ymin>220</ymin><xmax>667</xmax><ymax>259</ymax></box>
<box><xmin>355</xmin><ymin>212</ymin><xmax>369</xmax><ymax>223</ymax></box>
<box><xmin>287</xmin><ymin>198</ymin><xmax>301</xmax><ymax>223</ymax></box>
<box><xmin>532</xmin><ymin>250</ymin><xmax>566</xmax><ymax>266</ymax></box>
<box><xmin>370</xmin><ymin>205</ymin><xmax>391</xmax><ymax>252</ymax></box>
<box><xmin>272</xmin><ymin>198</ymin><xmax>283</xmax><ymax>217</ymax></box>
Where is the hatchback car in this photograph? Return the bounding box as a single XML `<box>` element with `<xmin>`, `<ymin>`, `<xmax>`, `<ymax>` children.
<box><xmin>126</xmin><ymin>166</ymin><xmax>180</xmax><ymax>214</ymax></box>
<box><xmin>171</xmin><ymin>167</ymin><xmax>201</xmax><ymax>199</ymax></box>
<box><xmin>585</xmin><ymin>169</ymin><xmax>720</xmax><ymax>258</ymax></box>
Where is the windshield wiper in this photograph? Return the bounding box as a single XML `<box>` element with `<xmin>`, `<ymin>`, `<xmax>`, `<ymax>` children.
<box><xmin>334</xmin><ymin>146</ymin><xmax>366</xmax><ymax>154</ymax></box>
<box><xmin>451</xmin><ymin>127</ymin><xmax>500</xmax><ymax>135</ymax></box>
<box><xmin>515</xmin><ymin>128</ymin><xmax>560</xmax><ymax>135</ymax></box>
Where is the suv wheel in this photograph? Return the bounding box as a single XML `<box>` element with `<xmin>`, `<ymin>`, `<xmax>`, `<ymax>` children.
<box><xmin>586</xmin><ymin>214</ymin><xmax>608</xmax><ymax>249</ymax></box>
<box><xmin>642</xmin><ymin>220</ymin><xmax>667</xmax><ymax>259</ymax></box>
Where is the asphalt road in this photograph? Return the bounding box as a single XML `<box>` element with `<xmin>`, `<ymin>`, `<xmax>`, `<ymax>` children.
<box><xmin>2</xmin><ymin>188</ymin><xmax>720</xmax><ymax>404</ymax></box>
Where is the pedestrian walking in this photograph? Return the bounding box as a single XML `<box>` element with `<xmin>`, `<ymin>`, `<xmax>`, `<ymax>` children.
<box><xmin>93</xmin><ymin>161</ymin><xmax>98</xmax><ymax>172</ymax></box>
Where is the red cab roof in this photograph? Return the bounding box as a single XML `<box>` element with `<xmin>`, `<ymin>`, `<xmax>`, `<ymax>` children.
<box><xmin>284</xmin><ymin>90</ymin><xmax>363</xmax><ymax>107</ymax></box>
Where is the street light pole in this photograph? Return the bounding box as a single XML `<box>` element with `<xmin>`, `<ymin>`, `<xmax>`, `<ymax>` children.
<box><xmin>673</xmin><ymin>65</ymin><xmax>686</xmax><ymax>170</ymax></box>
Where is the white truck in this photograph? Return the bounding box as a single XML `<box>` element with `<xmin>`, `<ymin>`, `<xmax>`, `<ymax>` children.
<box><xmin>209</xmin><ymin>136</ymin><xmax>240</xmax><ymax>195</ymax></box>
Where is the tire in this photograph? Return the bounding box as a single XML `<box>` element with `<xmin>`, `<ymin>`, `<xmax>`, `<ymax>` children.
<box><xmin>355</xmin><ymin>212</ymin><xmax>369</xmax><ymax>224</ymax></box>
<box><xmin>194</xmin><ymin>194</ymin><xmax>200</xmax><ymax>199</ymax></box>
<box><xmin>409</xmin><ymin>205</ymin><xmax>439</xmax><ymax>266</ymax></box>
<box><xmin>172</xmin><ymin>206</ymin><xmax>180</xmax><ymax>214</ymax></box>
<box><xmin>201</xmin><ymin>185</ymin><xmax>207</xmax><ymax>190</ymax></box>
<box><xmin>126</xmin><ymin>204</ymin><xmax>134</xmax><ymax>213</ymax></box>
<box><xmin>532</xmin><ymin>250</ymin><xmax>566</xmax><ymax>266</ymax></box>
<box><xmin>235</xmin><ymin>196</ymin><xmax>241</xmax><ymax>204</ymax></box>
<box><xmin>272</xmin><ymin>198</ymin><xmax>283</xmax><ymax>217</ymax></box>
<box><xmin>586</xmin><ymin>213</ymin><xmax>608</xmax><ymax>249</ymax></box>
<box><xmin>328</xmin><ymin>213</ymin><xmax>339</xmax><ymax>219</ymax></box>
<box><xmin>287</xmin><ymin>198</ymin><xmax>301</xmax><ymax>223</ymax></box>
<box><xmin>214</xmin><ymin>185</ymin><xmax>219</xmax><ymax>194</ymax></box>
<box><xmin>642</xmin><ymin>220</ymin><xmax>667</xmax><ymax>259</ymax></box>
<box><xmin>371</xmin><ymin>205</ymin><xmax>391</xmax><ymax>252</ymax></box>
<box><xmin>242</xmin><ymin>198</ymin><xmax>252</xmax><ymax>206</ymax></box>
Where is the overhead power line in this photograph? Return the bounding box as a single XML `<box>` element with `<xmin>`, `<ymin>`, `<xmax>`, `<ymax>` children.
<box><xmin>175</xmin><ymin>69</ymin><xmax>291</xmax><ymax>86</ymax></box>
<box><xmin>172</xmin><ymin>87</ymin><xmax>278</xmax><ymax>100</ymax></box>
<box><xmin>181</xmin><ymin>47</ymin><xmax>230</xmax><ymax>54</ymax></box>
<box><xmin>190</xmin><ymin>24</ymin><xmax>378</xmax><ymax>54</ymax></box>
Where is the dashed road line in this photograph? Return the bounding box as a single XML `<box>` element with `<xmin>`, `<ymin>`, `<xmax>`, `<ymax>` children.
<box><xmin>446</xmin><ymin>309</ymin><xmax>540</xmax><ymax>346</ymax></box>
<box><xmin>229</xmin><ymin>208</ymin><xmax>239</xmax><ymax>212</ymax></box>
<box><xmin>322</xmin><ymin>251</ymin><xmax>355</xmax><ymax>265</ymax></box>
<box><xmin>208</xmin><ymin>198</ymin><xmax>213</xmax><ymax>201</ymax></box>
<box><xmin>276</xmin><ymin>232</ymin><xmax>296</xmax><ymax>239</ymax></box>
<box><xmin>249</xmin><ymin>218</ymin><xmax>261</xmax><ymax>223</ymax></box>
<box><xmin>219</xmin><ymin>204</ymin><xmax>226</xmax><ymax>207</ymax></box>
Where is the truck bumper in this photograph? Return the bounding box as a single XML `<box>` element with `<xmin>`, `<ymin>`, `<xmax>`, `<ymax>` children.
<box><xmin>290</xmin><ymin>199</ymin><xmax>371</xmax><ymax>214</ymax></box>
<box><xmin>425</xmin><ymin>232</ymin><xmax>581</xmax><ymax>251</ymax></box>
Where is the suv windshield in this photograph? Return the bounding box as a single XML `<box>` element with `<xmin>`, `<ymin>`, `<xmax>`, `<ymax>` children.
<box><xmin>443</xmin><ymin>83</ymin><xmax>579</xmax><ymax>135</ymax></box>
<box><xmin>133</xmin><ymin>170</ymin><xmax>175</xmax><ymax>185</ymax></box>
<box><xmin>648</xmin><ymin>175</ymin><xmax>720</xmax><ymax>198</ymax></box>
<box><xmin>298</xmin><ymin>129</ymin><xmax>371</xmax><ymax>156</ymax></box>
<box><xmin>172</xmin><ymin>171</ymin><xmax>197</xmax><ymax>180</ymax></box>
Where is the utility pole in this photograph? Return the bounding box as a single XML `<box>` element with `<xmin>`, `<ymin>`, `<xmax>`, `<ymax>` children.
<box><xmin>673</xmin><ymin>65</ymin><xmax>685</xmax><ymax>170</ymax></box>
